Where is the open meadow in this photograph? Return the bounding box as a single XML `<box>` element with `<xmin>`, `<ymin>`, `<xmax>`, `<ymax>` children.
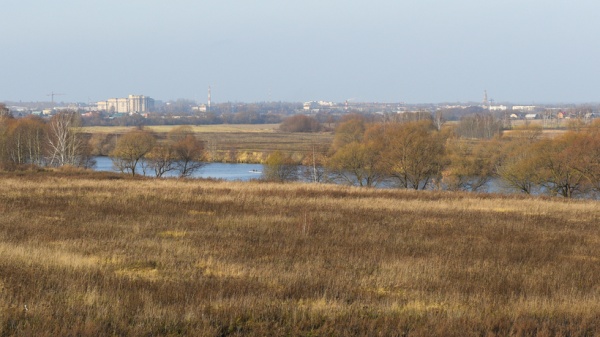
<box><xmin>80</xmin><ymin>124</ymin><xmax>283</xmax><ymax>135</ymax></box>
<box><xmin>1</xmin><ymin>171</ymin><xmax>600</xmax><ymax>336</ymax></box>
<box><xmin>81</xmin><ymin>124</ymin><xmax>334</xmax><ymax>162</ymax></box>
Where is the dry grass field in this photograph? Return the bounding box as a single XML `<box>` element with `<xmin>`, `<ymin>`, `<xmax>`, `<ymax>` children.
<box><xmin>1</xmin><ymin>171</ymin><xmax>600</xmax><ymax>336</ymax></box>
<box><xmin>81</xmin><ymin>124</ymin><xmax>334</xmax><ymax>161</ymax></box>
<box><xmin>80</xmin><ymin>124</ymin><xmax>282</xmax><ymax>134</ymax></box>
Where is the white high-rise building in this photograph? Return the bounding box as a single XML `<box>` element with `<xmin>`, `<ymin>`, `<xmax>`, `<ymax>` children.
<box><xmin>97</xmin><ymin>95</ymin><xmax>154</xmax><ymax>113</ymax></box>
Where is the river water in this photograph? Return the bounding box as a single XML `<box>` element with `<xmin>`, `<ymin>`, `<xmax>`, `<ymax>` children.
<box><xmin>94</xmin><ymin>156</ymin><xmax>505</xmax><ymax>189</ymax></box>
<box><xmin>92</xmin><ymin>157</ymin><xmax>599</xmax><ymax>198</ymax></box>
<box><xmin>94</xmin><ymin>156</ymin><xmax>264</xmax><ymax>181</ymax></box>
<box><xmin>95</xmin><ymin>156</ymin><xmax>502</xmax><ymax>190</ymax></box>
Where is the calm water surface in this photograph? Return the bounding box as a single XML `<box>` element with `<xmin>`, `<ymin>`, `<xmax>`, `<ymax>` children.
<box><xmin>94</xmin><ymin>156</ymin><xmax>264</xmax><ymax>181</ymax></box>
<box><xmin>93</xmin><ymin>157</ymin><xmax>599</xmax><ymax>198</ymax></box>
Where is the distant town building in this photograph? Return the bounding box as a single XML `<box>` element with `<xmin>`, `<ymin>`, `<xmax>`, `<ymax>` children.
<box><xmin>525</xmin><ymin>114</ymin><xmax>539</xmax><ymax>120</ymax></box>
<box><xmin>303</xmin><ymin>101</ymin><xmax>335</xmax><ymax>110</ymax></box>
<box><xmin>193</xmin><ymin>104</ymin><xmax>208</xmax><ymax>113</ymax></box>
<box><xmin>97</xmin><ymin>95</ymin><xmax>154</xmax><ymax>114</ymax></box>
<box><xmin>303</xmin><ymin>101</ymin><xmax>316</xmax><ymax>110</ymax></box>
<box><xmin>317</xmin><ymin>101</ymin><xmax>334</xmax><ymax>107</ymax></box>
<box><xmin>489</xmin><ymin>105</ymin><xmax>508</xmax><ymax>111</ymax></box>
<box><xmin>512</xmin><ymin>105</ymin><xmax>537</xmax><ymax>112</ymax></box>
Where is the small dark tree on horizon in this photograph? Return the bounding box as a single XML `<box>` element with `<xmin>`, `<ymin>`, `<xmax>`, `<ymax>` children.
<box><xmin>279</xmin><ymin>114</ymin><xmax>322</xmax><ymax>133</ymax></box>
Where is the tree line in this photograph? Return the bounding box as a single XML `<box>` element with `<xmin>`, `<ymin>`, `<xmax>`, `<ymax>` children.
<box><xmin>265</xmin><ymin>113</ymin><xmax>600</xmax><ymax>198</ymax></box>
<box><xmin>0</xmin><ymin>108</ymin><xmax>94</xmax><ymax>169</ymax></box>
<box><xmin>3</xmin><ymin>103</ymin><xmax>600</xmax><ymax>198</ymax></box>
<box><xmin>109</xmin><ymin>126</ymin><xmax>205</xmax><ymax>178</ymax></box>
<box><xmin>0</xmin><ymin>106</ymin><xmax>205</xmax><ymax>177</ymax></box>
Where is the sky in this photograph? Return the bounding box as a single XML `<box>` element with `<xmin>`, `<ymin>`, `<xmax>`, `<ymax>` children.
<box><xmin>2</xmin><ymin>0</ymin><xmax>600</xmax><ymax>104</ymax></box>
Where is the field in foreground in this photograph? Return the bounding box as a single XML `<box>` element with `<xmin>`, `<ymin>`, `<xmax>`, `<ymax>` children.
<box><xmin>1</xmin><ymin>172</ymin><xmax>600</xmax><ymax>336</ymax></box>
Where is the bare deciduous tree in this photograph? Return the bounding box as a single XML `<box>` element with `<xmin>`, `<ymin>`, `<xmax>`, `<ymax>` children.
<box><xmin>168</xmin><ymin>126</ymin><xmax>205</xmax><ymax>177</ymax></box>
<box><xmin>0</xmin><ymin>103</ymin><xmax>11</xmax><ymax>119</ymax></box>
<box><xmin>46</xmin><ymin>111</ymin><xmax>90</xmax><ymax>167</ymax></box>
<box><xmin>495</xmin><ymin>140</ymin><xmax>541</xmax><ymax>195</ymax></box>
<box><xmin>146</xmin><ymin>144</ymin><xmax>177</xmax><ymax>177</ymax></box>
<box><xmin>327</xmin><ymin>140</ymin><xmax>385</xmax><ymax>187</ymax></box>
<box><xmin>263</xmin><ymin>150</ymin><xmax>299</xmax><ymax>182</ymax></box>
<box><xmin>535</xmin><ymin>138</ymin><xmax>589</xmax><ymax>198</ymax></box>
<box><xmin>568</xmin><ymin>121</ymin><xmax>600</xmax><ymax>193</ymax></box>
<box><xmin>110</xmin><ymin>129</ymin><xmax>156</xmax><ymax>176</ymax></box>
<box><xmin>331</xmin><ymin>115</ymin><xmax>366</xmax><ymax>150</ymax></box>
<box><xmin>456</xmin><ymin>114</ymin><xmax>503</xmax><ymax>139</ymax></box>
<box><xmin>382</xmin><ymin>121</ymin><xmax>448</xmax><ymax>190</ymax></box>
<box><xmin>279</xmin><ymin>115</ymin><xmax>321</xmax><ymax>132</ymax></box>
<box><xmin>442</xmin><ymin>139</ymin><xmax>500</xmax><ymax>192</ymax></box>
<box><xmin>301</xmin><ymin>142</ymin><xmax>330</xmax><ymax>183</ymax></box>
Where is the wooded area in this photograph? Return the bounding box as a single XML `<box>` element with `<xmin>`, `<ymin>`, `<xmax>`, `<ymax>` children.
<box><xmin>265</xmin><ymin>113</ymin><xmax>600</xmax><ymax>198</ymax></box>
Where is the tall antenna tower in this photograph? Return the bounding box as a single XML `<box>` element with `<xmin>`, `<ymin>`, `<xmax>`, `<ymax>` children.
<box><xmin>207</xmin><ymin>86</ymin><xmax>212</xmax><ymax>111</ymax></box>
<box><xmin>482</xmin><ymin>90</ymin><xmax>489</xmax><ymax>109</ymax></box>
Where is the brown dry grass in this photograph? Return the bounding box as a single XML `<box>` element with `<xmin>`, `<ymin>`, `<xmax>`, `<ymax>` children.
<box><xmin>198</xmin><ymin>131</ymin><xmax>333</xmax><ymax>161</ymax></box>
<box><xmin>1</xmin><ymin>171</ymin><xmax>600</xmax><ymax>336</ymax></box>
<box><xmin>81</xmin><ymin>124</ymin><xmax>333</xmax><ymax>162</ymax></box>
<box><xmin>80</xmin><ymin>124</ymin><xmax>282</xmax><ymax>134</ymax></box>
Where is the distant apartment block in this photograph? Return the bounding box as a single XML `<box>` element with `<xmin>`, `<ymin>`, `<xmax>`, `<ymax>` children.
<box><xmin>489</xmin><ymin>105</ymin><xmax>508</xmax><ymax>111</ymax></box>
<box><xmin>192</xmin><ymin>104</ymin><xmax>208</xmax><ymax>112</ymax></box>
<box><xmin>303</xmin><ymin>101</ymin><xmax>334</xmax><ymax>111</ymax></box>
<box><xmin>512</xmin><ymin>105</ymin><xmax>537</xmax><ymax>112</ymax></box>
<box><xmin>97</xmin><ymin>95</ymin><xmax>154</xmax><ymax>113</ymax></box>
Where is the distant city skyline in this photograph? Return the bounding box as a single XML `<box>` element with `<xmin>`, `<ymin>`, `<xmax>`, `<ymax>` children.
<box><xmin>2</xmin><ymin>1</ymin><xmax>600</xmax><ymax>104</ymax></box>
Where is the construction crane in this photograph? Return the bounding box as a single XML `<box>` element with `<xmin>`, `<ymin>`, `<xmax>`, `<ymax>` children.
<box><xmin>47</xmin><ymin>92</ymin><xmax>66</xmax><ymax>105</ymax></box>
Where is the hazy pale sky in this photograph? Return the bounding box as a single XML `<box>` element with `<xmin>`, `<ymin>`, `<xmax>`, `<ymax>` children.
<box><xmin>2</xmin><ymin>0</ymin><xmax>599</xmax><ymax>104</ymax></box>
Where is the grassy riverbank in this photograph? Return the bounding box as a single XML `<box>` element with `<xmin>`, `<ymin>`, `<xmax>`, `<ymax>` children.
<box><xmin>1</xmin><ymin>171</ymin><xmax>600</xmax><ymax>336</ymax></box>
